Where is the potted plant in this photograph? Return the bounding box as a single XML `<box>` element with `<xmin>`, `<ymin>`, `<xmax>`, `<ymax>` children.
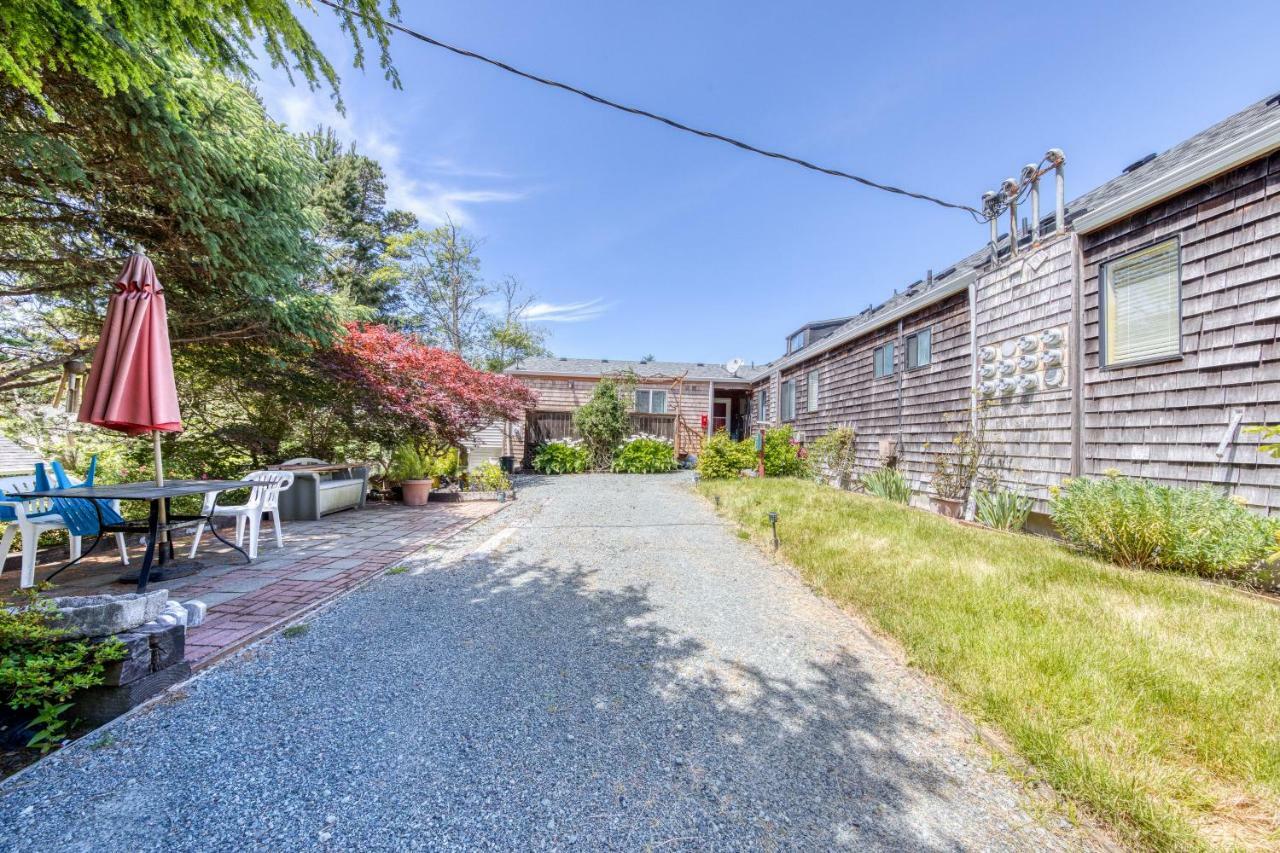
<box><xmin>388</xmin><ymin>443</ymin><xmax>432</xmax><ymax>507</ymax></box>
<box><xmin>929</xmin><ymin>442</ymin><xmax>968</xmax><ymax>519</ymax></box>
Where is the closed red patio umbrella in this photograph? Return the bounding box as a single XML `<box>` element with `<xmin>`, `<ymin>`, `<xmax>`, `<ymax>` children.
<box><xmin>78</xmin><ymin>252</ymin><xmax>183</xmax><ymax>545</ymax></box>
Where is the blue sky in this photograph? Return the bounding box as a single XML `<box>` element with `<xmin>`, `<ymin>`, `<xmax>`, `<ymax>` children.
<box><xmin>256</xmin><ymin>0</ymin><xmax>1276</xmax><ymax>366</ymax></box>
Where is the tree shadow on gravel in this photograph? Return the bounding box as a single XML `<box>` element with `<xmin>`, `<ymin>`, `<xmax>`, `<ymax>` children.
<box><xmin>371</xmin><ymin>550</ymin><xmax>1007</xmax><ymax>851</ymax></box>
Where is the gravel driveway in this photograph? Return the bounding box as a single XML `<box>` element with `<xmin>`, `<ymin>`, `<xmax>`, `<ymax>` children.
<box><xmin>0</xmin><ymin>473</ymin><xmax>1093</xmax><ymax>851</ymax></box>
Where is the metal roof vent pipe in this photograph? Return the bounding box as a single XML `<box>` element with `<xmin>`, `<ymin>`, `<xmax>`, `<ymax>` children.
<box><xmin>982</xmin><ymin>190</ymin><xmax>1000</xmax><ymax>264</ymax></box>
<box><xmin>1046</xmin><ymin>148</ymin><xmax>1066</xmax><ymax>233</ymax></box>
<box><xmin>1021</xmin><ymin>163</ymin><xmax>1041</xmax><ymax>243</ymax></box>
<box><xmin>1001</xmin><ymin>177</ymin><xmax>1020</xmax><ymax>258</ymax></box>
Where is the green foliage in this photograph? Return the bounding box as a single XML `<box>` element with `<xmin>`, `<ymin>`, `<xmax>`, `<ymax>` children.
<box><xmin>280</xmin><ymin>624</ymin><xmax>310</xmax><ymax>639</ymax></box>
<box><xmin>696</xmin><ymin>431</ymin><xmax>756</xmax><ymax>480</ymax></box>
<box><xmin>0</xmin><ymin>586</ymin><xmax>126</xmax><ymax>751</ymax></box>
<box><xmin>861</xmin><ymin>467</ymin><xmax>911</xmax><ymax>504</ymax></box>
<box><xmin>470</xmin><ymin>462</ymin><xmax>511</xmax><ymax>492</ymax></box>
<box><xmin>2</xmin><ymin>55</ymin><xmax>342</xmax><ymax>394</ymax></box>
<box><xmin>387</xmin><ymin>443</ymin><xmax>429</xmax><ymax>482</ymax></box>
<box><xmin>0</xmin><ymin>0</ymin><xmax>399</xmax><ymax>115</ymax></box>
<box><xmin>762</xmin><ymin>426</ymin><xmax>808</xmax><ymax>478</ymax></box>
<box><xmin>306</xmin><ymin>129</ymin><xmax>416</xmax><ymax>315</ymax></box>
<box><xmin>975</xmin><ymin>490</ymin><xmax>1033</xmax><ymax>531</ymax></box>
<box><xmin>427</xmin><ymin>447</ymin><xmax>461</xmax><ymax>480</ymax></box>
<box><xmin>929</xmin><ymin>404</ymin><xmax>1001</xmax><ymax>501</ymax></box>
<box><xmin>808</xmin><ymin>427</ymin><xmax>856</xmax><ymax>488</ymax></box>
<box><xmin>531</xmin><ymin>440</ymin><xmax>590</xmax><ymax>475</ymax></box>
<box><xmin>1246</xmin><ymin>424</ymin><xmax>1280</xmax><ymax>459</ymax></box>
<box><xmin>384</xmin><ymin>565</ymin><xmax>409</xmax><ymax>575</ymax></box>
<box><xmin>1051</xmin><ymin>473</ymin><xmax>1278</xmax><ymax>576</ymax></box>
<box><xmin>612</xmin><ymin>436</ymin><xmax>677</xmax><ymax>474</ymax></box>
<box><xmin>573</xmin><ymin>379</ymin><xmax>632</xmax><ymax>469</ymax></box>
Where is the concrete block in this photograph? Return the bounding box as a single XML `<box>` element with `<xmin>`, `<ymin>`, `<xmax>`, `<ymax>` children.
<box><xmin>49</xmin><ymin>590</ymin><xmax>168</xmax><ymax>638</ymax></box>
<box><xmin>182</xmin><ymin>600</ymin><xmax>207</xmax><ymax>628</ymax></box>
<box><xmin>157</xmin><ymin>600</ymin><xmax>188</xmax><ymax>628</ymax></box>
<box><xmin>73</xmin><ymin>662</ymin><xmax>192</xmax><ymax>727</ymax></box>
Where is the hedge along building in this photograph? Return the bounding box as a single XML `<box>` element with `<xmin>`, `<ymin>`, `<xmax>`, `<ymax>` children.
<box><xmin>747</xmin><ymin>93</ymin><xmax>1280</xmax><ymax>515</ymax></box>
<box><xmin>500</xmin><ymin>357</ymin><xmax>763</xmax><ymax>467</ymax></box>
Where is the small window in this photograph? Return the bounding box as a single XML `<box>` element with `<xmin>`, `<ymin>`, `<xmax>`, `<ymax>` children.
<box><xmin>788</xmin><ymin>331</ymin><xmax>806</xmax><ymax>354</ymax></box>
<box><xmin>806</xmin><ymin>369</ymin><xmax>819</xmax><ymax>411</ymax></box>
<box><xmin>634</xmin><ymin>389</ymin><xmax>667</xmax><ymax>414</ymax></box>
<box><xmin>905</xmin><ymin>327</ymin><xmax>932</xmax><ymax>369</ymax></box>
<box><xmin>1102</xmin><ymin>238</ymin><xmax>1181</xmax><ymax>366</ymax></box>
<box><xmin>780</xmin><ymin>380</ymin><xmax>796</xmax><ymax>421</ymax></box>
<box><xmin>757</xmin><ymin>388</ymin><xmax>768</xmax><ymax>421</ymax></box>
<box><xmin>873</xmin><ymin>342</ymin><xmax>895</xmax><ymax>378</ymax></box>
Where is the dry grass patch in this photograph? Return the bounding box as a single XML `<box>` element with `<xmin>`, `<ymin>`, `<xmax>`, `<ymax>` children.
<box><xmin>701</xmin><ymin>477</ymin><xmax>1280</xmax><ymax>851</ymax></box>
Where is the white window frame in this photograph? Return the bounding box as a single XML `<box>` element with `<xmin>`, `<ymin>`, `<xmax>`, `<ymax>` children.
<box><xmin>873</xmin><ymin>341</ymin><xmax>895</xmax><ymax>379</ymax></box>
<box><xmin>905</xmin><ymin>327</ymin><xmax>932</xmax><ymax>370</ymax></box>
<box><xmin>634</xmin><ymin>389</ymin><xmax>667</xmax><ymax>414</ymax></box>
<box><xmin>780</xmin><ymin>379</ymin><xmax>796</xmax><ymax>422</ymax></box>
<box><xmin>1100</xmin><ymin>237</ymin><xmax>1182</xmax><ymax>368</ymax></box>
<box><xmin>788</xmin><ymin>331</ymin><xmax>805</xmax><ymax>354</ymax></box>
<box><xmin>806</xmin><ymin>369</ymin><xmax>819</xmax><ymax>411</ymax></box>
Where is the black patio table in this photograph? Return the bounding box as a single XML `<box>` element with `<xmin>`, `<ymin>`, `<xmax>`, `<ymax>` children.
<box><xmin>9</xmin><ymin>480</ymin><xmax>256</xmax><ymax>592</ymax></box>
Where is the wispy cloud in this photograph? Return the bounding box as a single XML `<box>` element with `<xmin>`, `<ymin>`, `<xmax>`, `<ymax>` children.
<box><xmin>270</xmin><ymin>89</ymin><xmax>527</xmax><ymax>227</ymax></box>
<box><xmin>522</xmin><ymin>299</ymin><xmax>610</xmax><ymax>323</ymax></box>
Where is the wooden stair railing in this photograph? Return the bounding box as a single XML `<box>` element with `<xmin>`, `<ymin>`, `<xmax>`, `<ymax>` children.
<box><xmin>676</xmin><ymin>417</ymin><xmax>705</xmax><ymax>456</ymax></box>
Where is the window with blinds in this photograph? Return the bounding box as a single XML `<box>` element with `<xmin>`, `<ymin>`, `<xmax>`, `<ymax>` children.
<box><xmin>1102</xmin><ymin>238</ymin><xmax>1181</xmax><ymax>366</ymax></box>
<box><xmin>806</xmin><ymin>369</ymin><xmax>819</xmax><ymax>411</ymax></box>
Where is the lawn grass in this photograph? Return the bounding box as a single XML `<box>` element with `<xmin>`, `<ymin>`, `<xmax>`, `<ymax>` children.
<box><xmin>700</xmin><ymin>477</ymin><xmax>1280</xmax><ymax>851</ymax></box>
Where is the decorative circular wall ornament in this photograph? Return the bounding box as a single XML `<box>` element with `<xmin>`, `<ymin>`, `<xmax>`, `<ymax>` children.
<box><xmin>1044</xmin><ymin>367</ymin><xmax>1064</xmax><ymax>387</ymax></box>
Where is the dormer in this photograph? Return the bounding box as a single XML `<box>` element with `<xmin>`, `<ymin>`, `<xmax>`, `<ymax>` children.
<box><xmin>784</xmin><ymin>318</ymin><xmax>849</xmax><ymax>356</ymax></box>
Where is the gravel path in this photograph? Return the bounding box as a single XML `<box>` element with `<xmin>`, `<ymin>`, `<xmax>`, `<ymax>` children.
<box><xmin>0</xmin><ymin>474</ymin><xmax>1093</xmax><ymax>851</ymax></box>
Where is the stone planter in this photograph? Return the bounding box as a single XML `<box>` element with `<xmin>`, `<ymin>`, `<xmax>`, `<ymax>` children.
<box><xmin>428</xmin><ymin>490</ymin><xmax>512</xmax><ymax>503</ymax></box>
<box><xmin>401</xmin><ymin>479</ymin><xmax>432</xmax><ymax>507</ymax></box>
<box><xmin>930</xmin><ymin>495</ymin><xmax>965</xmax><ymax>519</ymax></box>
<box><xmin>49</xmin><ymin>590</ymin><xmax>168</xmax><ymax>638</ymax></box>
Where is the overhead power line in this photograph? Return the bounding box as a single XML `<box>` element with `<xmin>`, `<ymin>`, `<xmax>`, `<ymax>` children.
<box><xmin>317</xmin><ymin>0</ymin><xmax>985</xmax><ymax>220</ymax></box>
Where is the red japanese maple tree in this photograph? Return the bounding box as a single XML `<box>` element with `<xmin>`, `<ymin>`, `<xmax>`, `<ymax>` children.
<box><xmin>324</xmin><ymin>323</ymin><xmax>534</xmax><ymax>448</ymax></box>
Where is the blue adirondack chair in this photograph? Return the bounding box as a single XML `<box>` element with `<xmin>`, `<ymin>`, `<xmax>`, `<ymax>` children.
<box><xmin>34</xmin><ymin>457</ymin><xmax>128</xmax><ymax>536</ymax></box>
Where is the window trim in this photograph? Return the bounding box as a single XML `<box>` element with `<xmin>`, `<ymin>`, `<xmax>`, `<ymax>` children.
<box><xmin>905</xmin><ymin>326</ymin><xmax>932</xmax><ymax>371</ymax></box>
<box><xmin>806</xmin><ymin>369</ymin><xmax>819</xmax><ymax>412</ymax></box>
<box><xmin>780</xmin><ymin>379</ymin><xmax>796</xmax><ymax>422</ymax></box>
<box><xmin>1099</xmin><ymin>236</ymin><xmax>1183</xmax><ymax>370</ymax></box>
<box><xmin>872</xmin><ymin>341</ymin><xmax>896</xmax><ymax>379</ymax></box>
<box><xmin>757</xmin><ymin>388</ymin><xmax>768</xmax><ymax>422</ymax></box>
<box><xmin>634</xmin><ymin>388</ymin><xmax>668</xmax><ymax>414</ymax></box>
<box><xmin>788</xmin><ymin>331</ymin><xmax>806</xmax><ymax>354</ymax></box>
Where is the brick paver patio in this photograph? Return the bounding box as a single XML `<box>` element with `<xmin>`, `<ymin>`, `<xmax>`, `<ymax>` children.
<box><xmin>0</xmin><ymin>500</ymin><xmax>505</xmax><ymax>667</ymax></box>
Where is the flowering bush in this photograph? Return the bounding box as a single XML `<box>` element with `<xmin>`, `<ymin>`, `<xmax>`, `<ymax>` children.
<box><xmin>612</xmin><ymin>435</ymin><xmax>676</xmax><ymax>473</ymax></box>
<box><xmin>763</xmin><ymin>426</ymin><xmax>808</xmax><ymax>478</ymax></box>
<box><xmin>1050</xmin><ymin>473</ymin><xmax>1278</xmax><ymax>576</ymax></box>
<box><xmin>532</xmin><ymin>439</ymin><xmax>590</xmax><ymax>475</ymax></box>
<box><xmin>697</xmin><ymin>431</ymin><xmax>756</xmax><ymax>480</ymax></box>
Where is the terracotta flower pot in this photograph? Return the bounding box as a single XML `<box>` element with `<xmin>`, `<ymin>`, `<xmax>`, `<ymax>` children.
<box><xmin>401</xmin><ymin>479</ymin><xmax>433</xmax><ymax>507</ymax></box>
<box><xmin>930</xmin><ymin>495</ymin><xmax>965</xmax><ymax>519</ymax></box>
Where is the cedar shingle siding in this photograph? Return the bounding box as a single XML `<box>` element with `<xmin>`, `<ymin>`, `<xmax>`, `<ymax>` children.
<box><xmin>1080</xmin><ymin>152</ymin><xmax>1280</xmax><ymax>510</ymax></box>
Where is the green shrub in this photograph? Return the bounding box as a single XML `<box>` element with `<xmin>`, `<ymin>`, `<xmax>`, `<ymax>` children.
<box><xmin>532</xmin><ymin>440</ymin><xmax>590</xmax><ymax>475</ymax></box>
<box><xmin>697</xmin><ymin>431</ymin><xmax>756</xmax><ymax>480</ymax></box>
<box><xmin>387</xmin><ymin>443</ymin><xmax>429</xmax><ymax>482</ymax></box>
<box><xmin>470</xmin><ymin>461</ymin><xmax>512</xmax><ymax>491</ymax></box>
<box><xmin>0</xmin><ymin>587</ymin><xmax>126</xmax><ymax>751</ymax></box>
<box><xmin>808</xmin><ymin>427</ymin><xmax>856</xmax><ymax>488</ymax></box>
<box><xmin>975</xmin><ymin>490</ymin><xmax>1032</xmax><ymax>531</ymax></box>
<box><xmin>427</xmin><ymin>447</ymin><xmax>461</xmax><ymax>480</ymax></box>
<box><xmin>862</xmin><ymin>467</ymin><xmax>911</xmax><ymax>504</ymax></box>
<box><xmin>763</xmin><ymin>425</ymin><xmax>809</xmax><ymax>478</ymax></box>
<box><xmin>612</xmin><ymin>435</ymin><xmax>677</xmax><ymax>473</ymax></box>
<box><xmin>1051</xmin><ymin>473</ymin><xmax>1278</xmax><ymax>576</ymax></box>
<box><xmin>573</xmin><ymin>378</ymin><xmax>631</xmax><ymax>469</ymax></box>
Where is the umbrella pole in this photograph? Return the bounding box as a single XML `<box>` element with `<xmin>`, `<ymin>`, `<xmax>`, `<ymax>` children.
<box><xmin>153</xmin><ymin>431</ymin><xmax>168</xmax><ymax>552</ymax></box>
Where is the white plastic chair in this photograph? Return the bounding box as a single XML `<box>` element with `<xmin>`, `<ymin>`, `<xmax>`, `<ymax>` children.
<box><xmin>188</xmin><ymin>471</ymin><xmax>294</xmax><ymax>560</ymax></box>
<box><xmin>0</xmin><ymin>472</ymin><xmax>129</xmax><ymax>588</ymax></box>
